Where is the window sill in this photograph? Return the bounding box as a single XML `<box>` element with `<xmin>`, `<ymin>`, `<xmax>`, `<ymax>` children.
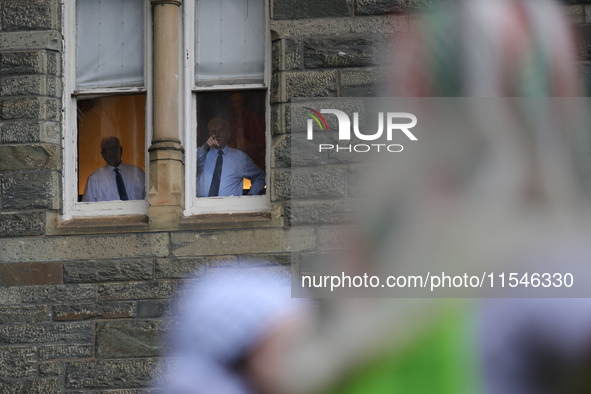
<box><xmin>46</xmin><ymin>205</ymin><xmax>284</xmax><ymax>235</ymax></box>
<box><xmin>179</xmin><ymin>211</ymin><xmax>280</xmax><ymax>231</ymax></box>
<box><xmin>46</xmin><ymin>212</ymin><xmax>149</xmax><ymax>235</ymax></box>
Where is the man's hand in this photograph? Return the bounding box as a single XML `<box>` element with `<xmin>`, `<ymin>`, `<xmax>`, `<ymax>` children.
<box><xmin>203</xmin><ymin>136</ymin><xmax>219</xmax><ymax>152</ymax></box>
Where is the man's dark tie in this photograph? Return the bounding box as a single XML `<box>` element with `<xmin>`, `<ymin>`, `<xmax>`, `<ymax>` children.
<box><xmin>114</xmin><ymin>168</ymin><xmax>129</xmax><ymax>200</ymax></box>
<box><xmin>208</xmin><ymin>150</ymin><xmax>224</xmax><ymax>197</ymax></box>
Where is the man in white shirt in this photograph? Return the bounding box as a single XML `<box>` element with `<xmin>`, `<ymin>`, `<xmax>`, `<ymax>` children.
<box><xmin>82</xmin><ymin>136</ymin><xmax>145</xmax><ymax>202</ymax></box>
<box><xmin>197</xmin><ymin>118</ymin><xmax>265</xmax><ymax>197</ymax></box>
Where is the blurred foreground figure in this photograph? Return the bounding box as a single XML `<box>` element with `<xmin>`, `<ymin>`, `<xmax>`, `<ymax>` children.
<box><xmin>161</xmin><ymin>270</ymin><xmax>308</xmax><ymax>394</ymax></box>
<box><xmin>393</xmin><ymin>0</ymin><xmax>579</xmax><ymax>97</ymax></box>
<box><xmin>277</xmin><ymin>1</ymin><xmax>591</xmax><ymax>394</ymax></box>
<box><xmin>481</xmin><ymin>298</ymin><xmax>591</xmax><ymax>394</ymax></box>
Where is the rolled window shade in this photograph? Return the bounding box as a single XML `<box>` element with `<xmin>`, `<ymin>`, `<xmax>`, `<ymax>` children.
<box><xmin>195</xmin><ymin>0</ymin><xmax>265</xmax><ymax>84</ymax></box>
<box><xmin>76</xmin><ymin>0</ymin><xmax>144</xmax><ymax>89</ymax></box>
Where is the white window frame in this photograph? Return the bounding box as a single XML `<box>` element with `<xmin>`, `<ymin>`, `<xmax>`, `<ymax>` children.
<box><xmin>182</xmin><ymin>0</ymin><xmax>271</xmax><ymax>216</ymax></box>
<box><xmin>62</xmin><ymin>0</ymin><xmax>153</xmax><ymax>220</ymax></box>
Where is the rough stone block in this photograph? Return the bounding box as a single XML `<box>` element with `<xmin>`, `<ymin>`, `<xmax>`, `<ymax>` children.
<box><xmin>339</xmin><ymin>67</ymin><xmax>385</xmax><ymax>87</ymax></box>
<box><xmin>355</xmin><ymin>0</ymin><xmax>437</xmax><ymax>15</ymax></box>
<box><xmin>304</xmin><ymin>36</ymin><xmax>381</xmax><ymax>68</ymax></box>
<box><xmin>0</xmin><ymin>210</ymin><xmax>45</xmax><ymax>237</ymax></box>
<box><xmin>0</xmin><ymin>261</ymin><xmax>62</xmax><ymax>287</ymax></box>
<box><xmin>0</xmin><ymin>377</ymin><xmax>61</xmax><ymax>394</ymax></box>
<box><xmin>0</xmin><ymin>75</ymin><xmax>61</xmax><ymax>97</ymax></box>
<box><xmin>0</xmin><ymin>170</ymin><xmax>60</xmax><ymax>210</ymax></box>
<box><xmin>38</xmin><ymin>344</ymin><xmax>94</xmax><ymax>360</ymax></box>
<box><xmin>273</xmin><ymin>70</ymin><xmax>337</xmax><ymax>103</ymax></box>
<box><xmin>271</xmin><ymin>133</ymin><xmax>332</xmax><ymax>168</ymax></box>
<box><xmin>271</xmin><ymin>73</ymin><xmax>280</xmax><ymax>104</ymax></box>
<box><xmin>63</xmin><ymin>259</ymin><xmax>154</xmax><ymax>283</ymax></box>
<box><xmin>0</xmin><ymin>346</ymin><xmax>36</xmax><ymax>378</ymax></box>
<box><xmin>154</xmin><ymin>256</ymin><xmax>205</xmax><ymax>279</ymax></box>
<box><xmin>1</xmin><ymin>121</ymin><xmax>61</xmax><ymax>143</ymax></box>
<box><xmin>38</xmin><ymin>361</ymin><xmax>64</xmax><ymax>377</ymax></box>
<box><xmin>270</xmin><ymin>15</ymin><xmax>407</xmax><ymax>40</ymax></box>
<box><xmin>239</xmin><ymin>253</ymin><xmax>291</xmax><ymax>266</ymax></box>
<box><xmin>0</xmin><ymin>233</ymin><xmax>169</xmax><ymax>263</ymax></box>
<box><xmin>0</xmin><ymin>284</ymin><xmax>95</xmax><ymax>305</ymax></box>
<box><xmin>206</xmin><ymin>255</ymin><xmax>239</xmax><ymax>268</ymax></box>
<box><xmin>271</xmin><ymin>103</ymin><xmax>290</xmax><ymax>135</ymax></box>
<box><xmin>565</xmin><ymin>4</ymin><xmax>585</xmax><ymax>24</ymax></box>
<box><xmin>346</xmin><ymin>165</ymin><xmax>367</xmax><ymax>198</ymax></box>
<box><xmin>176</xmin><ymin>278</ymin><xmax>203</xmax><ymax>293</ymax></box>
<box><xmin>283</xmin><ymin>201</ymin><xmax>291</xmax><ymax>226</ymax></box>
<box><xmin>299</xmin><ymin>252</ymin><xmax>335</xmax><ymax>273</ymax></box>
<box><xmin>586</xmin><ymin>5</ymin><xmax>591</xmax><ymax>23</ymax></box>
<box><xmin>65</xmin><ymin>390</ymin><xmax>163</xmax><ymax>394</ymax></box>
<box><xmin>339</xmin><ymin>85</ymin><xmax>381</xmax><ymax>97</ymax></box>
<box><xmin>96</xmin><ymin>320</ymin><xmax>173</xmax><ymax>358</ymax></box>
<box><xmin>292</xmin><ymin>167</ymin><xmax>347</xmax><ymax>199</ymax></box>
<box><xmin>272</xmin><ymin>40</ymin><xmax>281</xmax><ymax>72</ymax></box>
<box><xmin>0</xmin><ymin>322</ymin><xmax>93</xmax><ymax>345</ymax></box>
<box><xmin>0</xmin><ymin>305</ymin><xmax>51</xmax><ymax>323</ymax></box>
<box><xmin>0</xmin><ymin>31</ymin><xmax>61</xmax><ymax>51</ymax></box>
<box><xmin>272</xmin><ymin>38</ymin><xmax>302</xmax><ymax>72</ymax></box>
<box><xmin>273</xmin><ymin>0</ymin><xmax>351</xmax><ymax>20</ymax></box>
<box><xmin>97</xmin><ymin>281</ymin><xmax>175</xmax><ymax>301</ymax></box>
<box><xmin>53</xmin><ymin>302</ymin><xmax>137</xmax><ymax>321</ymax></box>
<box><xmin>290</xmin><ymin>200</ymin><xmax>357</xmax><ymax>225</ymax></box>
<box><xmin>137</xmin><ymin>299</ymin><xmax>173</xmax><ymax>319</ymax></box>
<box><xmin>45</xmin><ymin>51</ymin><xmax>60</xmax><ymax>75</ymax></box>
<box><xmin>294</xmin><ymin>225</ymin><xmax>318</xmax><ymax>252</ymax></box>
<box><xmin>577</xmin><ymin>25</ymin><xmax>591</xmax><ymax>61</ymax></box>
<box><xmin>0</xmin><ymin>50</ymin><xmax>61</xmax><ymax>76</ymax></box>
<box><xmin>339</xmin><ymin>67</ymin><xmax>386</xmax><ymax>96</ymax></box>
<box><xmin>65</xmin><ymin>359</ymin><xmax>162</xmax><ymax>389</ymax></box>
<box><xmin>271</xmin><ymin>168</ymin><xmax>291</xmax><ymax>201</ymax></box>
<box><xmin>272</xmin><ymin>134</ymin><xmax>291</xmax><ymax>167</ymax></box>
<box><xmin>0</xmin><ymin>97</ymin><xmax>61</xmax><ymax>121</ymax></box>
<box><xmin>318</xmin><ymin>225</ymin><xmax>357</xmax><ymax>251</ymax></box>
<box><xmin>172</xmin><ymin>227</ymin><xmax>309</xmax><ymax>257</ymax></box>
<box><xmin>0</xmin><ymin>0</ymin><xmax>60</xmax><ymax>31</ymax></box>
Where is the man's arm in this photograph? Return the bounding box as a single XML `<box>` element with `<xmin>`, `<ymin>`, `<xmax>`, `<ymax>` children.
<box><xmin>81</xmin><ymin>174</ymin><xmax>96</xmax><ymax>202</ymax></box>
<box><xmin>197</xmin><ymin>146</ymin><xmax>207</xmax><ymax>172</ymax></box>
<box><xmin>197</xmin><ymin>136</ymin><xmax>219</xmax><ymax>171</ymax></box>
<box><xmin>129</xmin><ymin>165</ymin><xmax>146</xmax><ymax>200</ymax></box>
<box><xmin>241</xmin><ymin>154</ymin><xmax>265</xmax><ymax>195</ymax></box>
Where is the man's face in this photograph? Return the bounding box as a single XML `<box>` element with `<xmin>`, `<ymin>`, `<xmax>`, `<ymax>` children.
<box><xmin>209</xmin><ymin>125</ymin><xmax>230</xmax><ymax>149</ymax></box>
<box><xmin>101</xmin><ymin>138</ymin><xmax>123</xmax><ymax>167</ymax></box>
<box><xmin>231</xmin><ymin>94</ymin><xmax>245</xmax><ymax>111</ymax></box>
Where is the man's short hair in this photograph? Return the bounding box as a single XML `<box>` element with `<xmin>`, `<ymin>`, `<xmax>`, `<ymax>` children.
<box><xmin>100</xmin><ymin>136</ymin><xmax>121</xmax><ymax>150</ymax></box>
<box><xmin>207</xmin><ymin>118</ymin><xmax>230</xmax><ymax>131</ymax></box>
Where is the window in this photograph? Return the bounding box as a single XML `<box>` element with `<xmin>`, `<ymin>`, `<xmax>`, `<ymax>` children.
<box><xmin>63</xmin><ymin>0</ymin><xmax>151</xmax><ymax>220</ymax></box>
<box><xmin>183</xmin><ymin>0</ymin><xmax>270</xmax><ymax>215</ymax></box>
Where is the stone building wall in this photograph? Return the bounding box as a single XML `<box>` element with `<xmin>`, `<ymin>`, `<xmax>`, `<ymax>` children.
<box><xmin>1</xmin><ymin>0</ymin><xmax>590</xmax><ymax>392</ymax></box>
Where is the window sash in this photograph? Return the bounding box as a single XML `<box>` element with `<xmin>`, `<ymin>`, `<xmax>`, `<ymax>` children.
<box><xmin>63</xmin><ymin>0</ymin><xmax>152</xmax><ymax>220</ymax></box>
<box><xmin>76</xmin><ymin>0</ymin><xmax>145</xmax><ymax>89</ymax></box>
<box><xmin>185</xmin><ymin>0</ymin><xmax>270</xmax><ymax>216</ymax></box>
<box><xmin>195</xmin><ymin>0</ymin><xmax>265</xmax><ymax>84</ymax></box>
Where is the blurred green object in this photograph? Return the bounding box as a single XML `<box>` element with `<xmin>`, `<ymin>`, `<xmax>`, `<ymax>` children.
<box><xmin>323</xmin><ymin>304</ymin><xmax>482</xmax><ymax>394</ymax></box>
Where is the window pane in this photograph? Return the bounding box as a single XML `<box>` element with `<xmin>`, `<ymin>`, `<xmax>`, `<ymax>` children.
<box><xmin>76</xmin><ymin>0</ymin><xmax>144</xmax><ymax>88</ymax></box>
<box><xmin>77</xmin><ymin>95</ymin><xmax>146</xmax><ymax>202</ymax></box>
<box><xmin>195</xmin><ymin>0</ymin><xmax>265</xmax><ymax>84</ymax></box>
<box><xmin>196</xmin><ymin>90</ymin><xmax>266</xmax><ymax>197</ymax></box>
